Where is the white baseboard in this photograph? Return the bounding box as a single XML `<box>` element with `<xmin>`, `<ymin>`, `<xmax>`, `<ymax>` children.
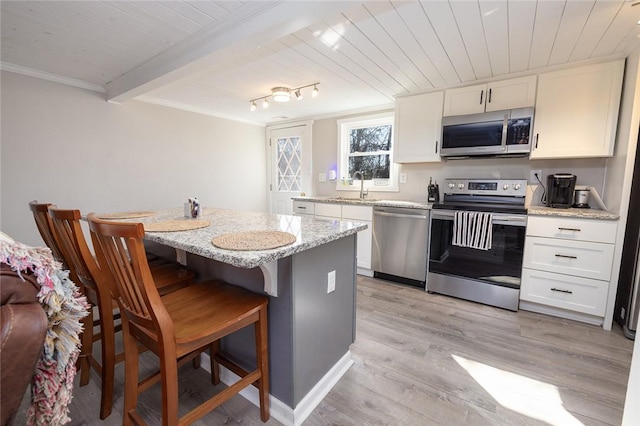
<box><xmin>357</xmin><ymin>267</ymin><xmax>374</xmax><ymax>277</ymax></box>
<box><xmin>200</xmin><ymin>350</ymin><xmax>353</xmax><ymax>426</ymax></box>
<box><xmin>519</xmin><ymin>301</ymin><xmax>604</xmax><ymax>326</ymax></box>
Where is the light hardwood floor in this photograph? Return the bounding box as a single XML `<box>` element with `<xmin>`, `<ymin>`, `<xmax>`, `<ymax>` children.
<box><xmin>15</xmin><ymin>276</ymin><xmax>634</xmax><ymax>425</ymax></box>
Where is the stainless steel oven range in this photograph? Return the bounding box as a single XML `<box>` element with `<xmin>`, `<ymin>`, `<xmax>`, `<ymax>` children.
<box><xmin>428</xmin><ymin>178</ymin><xmax>527</xmax><ymax>311</ymax></box>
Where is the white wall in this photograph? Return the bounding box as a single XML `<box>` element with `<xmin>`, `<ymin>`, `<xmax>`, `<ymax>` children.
<box><xmin>0</xmin><ymin>71</ymin><xmax>267</xmax><ymax>247</ymax></box>
<box><xmin>312</xmin><ymin>109</ymin><xmax>607</xmax><ymax>204</ymax></box>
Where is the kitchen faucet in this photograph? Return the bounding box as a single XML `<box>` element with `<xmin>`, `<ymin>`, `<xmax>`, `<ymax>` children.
<box><xmin>353</xmin><ymin>171</ymin><xmax>367</xmax><ymax>199</ymax></box>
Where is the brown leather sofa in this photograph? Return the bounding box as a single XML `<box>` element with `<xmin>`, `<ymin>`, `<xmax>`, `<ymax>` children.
<box><xmin>1</xmin><ymin>264</ymin><xmax>48</xmax><ymax>426</ymax></box>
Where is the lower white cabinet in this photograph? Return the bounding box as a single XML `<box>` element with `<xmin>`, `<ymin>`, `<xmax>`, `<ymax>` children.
<box><xmin>293</xmin><ymin>200</ymin><xmax>373</xmax><ymax>272</ymax></box>
<box><xmin>521</xmin><ymin>269</ymin><xmax>608</xmax><ymax>317</ymax></box>
<box><xmin>521</xmin><ymin>215</ymin><xmax>617</xmax><ymax>323</ymax></box>
<box><xmin>523</xmin><ymin>236</ymin><xmax>615</xmax><ymax>282</ymax></box>
<box><xmin>292</xmin><ymin>201</ymin><xmax>315</xmax><ymax>216</ymax></box>
<box><xmin>342</xmin><ymin>205</ymin><xmax>373</xmax><ymax>270</ymax></box>
<box><xmin>314</xmin><ymin>203</ymin><xmax>342</xmax><ymax>220</ymax></box>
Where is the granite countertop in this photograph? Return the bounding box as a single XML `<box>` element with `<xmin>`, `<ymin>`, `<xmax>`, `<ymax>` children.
<box><xmin>292</xmin><ymin>196</ymin><xmax>432</xmax><ymax>210</ymax></box>
<box><xmin>526</xmin><ymin>205</ymin><xmax>619</xmax><ymax>220</ymax></box>
<box><xmin>121</xmin><ymin>207</ymin><xmax>367</xmax><ymax>269</ymax></box>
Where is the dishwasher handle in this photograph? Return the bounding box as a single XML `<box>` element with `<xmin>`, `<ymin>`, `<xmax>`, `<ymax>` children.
<box><xmin>374</xmin><ymin>211</ymin><xmax>428</xmax><ymax>220</ymax></box>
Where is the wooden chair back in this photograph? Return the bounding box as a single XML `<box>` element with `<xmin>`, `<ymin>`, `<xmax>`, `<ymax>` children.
<box><xmin>87</xmin><ymin>213</ymin><xmax>172</xmax><ymax>338</ymax></box>
<box><xmin>28</xmin><ymin>201</ymin><xmax>66</xmax><ymax>265</ymax></box>
<box><xmin>48</xmin><ymin>208</ymin><xmax>113</xmax><ymax>302</ymax></box>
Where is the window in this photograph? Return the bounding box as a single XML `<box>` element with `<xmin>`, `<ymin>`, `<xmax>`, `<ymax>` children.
<box><xmin>337</xmin><ymin>112</ymin><xmax>397</xmax><ymax>192</ymax></box>
<box><xmin>276</xmin><ymin>135</ymin><xmax>301</xmax><ymax>192</ymax></box>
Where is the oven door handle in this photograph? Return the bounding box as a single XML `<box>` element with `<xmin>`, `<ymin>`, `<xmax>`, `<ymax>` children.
<box><xmin>431</xmin><ymin>210</ymin><xmax>527</xmax><ymax>227</ymax></box>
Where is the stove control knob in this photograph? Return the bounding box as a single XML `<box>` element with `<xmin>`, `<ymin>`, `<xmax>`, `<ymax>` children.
<box><xmin>458</xmin><ymin>183</ymin><xmax>465</xmax><ymax>189</ymax></box>
<box><xmin>513</xmin><ymin>183</ymin><xmax>521</xmax><ymax>190</ymax></box>
<box><xmin>503</xmin><ymin>184</ymin><xmax>509</xmax><ymax>190</ymax></box>
<box><xmin>448</xmin><ymin>183</ymin><xmax>455</xmax><ymax>189</ymax></box>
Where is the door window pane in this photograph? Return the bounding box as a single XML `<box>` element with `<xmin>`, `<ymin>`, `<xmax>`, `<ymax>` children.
<box><xmin>276</xmin><ymin>136</ymin><xmax>301</xmax><ymax>192</ymax></box>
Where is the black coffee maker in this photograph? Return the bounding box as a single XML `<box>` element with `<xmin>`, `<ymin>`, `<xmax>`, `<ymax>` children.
<box><xmin>547</xmin><ymin>173</ymin><xmax>577</xmax><ymax>208</ymax></box>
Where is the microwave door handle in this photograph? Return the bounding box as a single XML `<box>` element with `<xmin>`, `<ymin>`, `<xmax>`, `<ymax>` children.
<box><xmin>501</xmin><ymin>114</ymin><xmax>508</xmax><ymax>150</ymax></box>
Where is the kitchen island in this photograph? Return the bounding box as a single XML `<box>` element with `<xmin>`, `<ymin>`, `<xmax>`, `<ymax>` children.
<box><xmin>127</xmin><ymin>207</ymin><xmax>366</xmax><ymax>426</ymax></box>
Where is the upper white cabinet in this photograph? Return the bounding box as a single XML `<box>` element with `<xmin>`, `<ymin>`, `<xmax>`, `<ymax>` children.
<box><xmin>393</xmin><ymin>91</ymin><xmax>443</xmax><ymax>163</ymax></box>
<box><xmin>530</xmin><ymin>60</ymin><xmax>624</xmax><ymax>159</ymax></box>
<box><xmin>443</xmin><ymin>75</ymin><xmax>537</xmax><ymax>116</ymax></box>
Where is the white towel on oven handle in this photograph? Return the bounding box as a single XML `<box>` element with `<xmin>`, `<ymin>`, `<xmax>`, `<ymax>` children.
<box><xmin>452</xmin><ymin>211</ymin><xmax>493</xmax><ymax>250</ymax></box>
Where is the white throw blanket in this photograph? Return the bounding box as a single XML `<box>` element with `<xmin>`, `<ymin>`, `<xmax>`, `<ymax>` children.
<box><xmin>452</xmin><ymin>211</ymin><xmax>493</xmax><ymax>250</ymax></box>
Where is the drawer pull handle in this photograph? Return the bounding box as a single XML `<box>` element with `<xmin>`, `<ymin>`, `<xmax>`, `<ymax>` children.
<box><xmin>558</xmin><ymin>227</ymin><xmax>581</xmax><ymax>232</ymax></box>
<box><xmin>555</xmin><ymin>254</ymin><xmax>577</xmax><ymax>259</ymax></box>
<box><xmin>298</xmin><ymin>206</ymin><xmax>307</xmax><ymax>209</ymax></box>
<box><xmin>551</xmin><ymin>288</ymin><xmax>573</xmax><ymax>294</ymax></box>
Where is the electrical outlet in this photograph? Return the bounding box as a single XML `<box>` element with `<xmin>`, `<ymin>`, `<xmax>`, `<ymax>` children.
<box><xmin>399</xmin><ymin>173</ymin><xmax>407</xmax><ymax>184</ymax></box>
<box><xmin>529</xmin><ymin>169</ymin><xmax>542</xmax><ymax>184</ymax></box>
<box><xmin>327</xmin><ymin>270</ymin><xmax>336</xmax><ymax>294</ymax></box>
<box><xmin>319</xmin><ymin>172</ymin><xmax>327</xmax><ymax>182</ymax></box>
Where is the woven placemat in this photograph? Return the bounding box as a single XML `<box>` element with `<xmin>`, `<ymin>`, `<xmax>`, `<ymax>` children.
<box><xmin>97</xmin><ymin>211</ymin><xmax>156</xmax><ymax>220</ymax></box>
<box><xmin>144</xmin><ymin>220</ymin><xmax>210</xmax><ymax>232</ymax></box>
<box><xmin>212</xmin><ymin>231</ymin><xmax>296</xmax><ymax>251</ymax></box>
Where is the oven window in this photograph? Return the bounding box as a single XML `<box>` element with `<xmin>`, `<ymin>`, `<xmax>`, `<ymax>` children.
<box><xmin>429</xmin><ymin>217</ymin><xmax>525</xmax><ymax>288</ymax></box>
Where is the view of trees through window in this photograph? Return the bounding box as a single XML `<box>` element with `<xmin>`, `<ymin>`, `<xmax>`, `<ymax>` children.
<box><xmin>348</xmin><ymin>125</ymin><xmax>392</xmax><ymax>180</ymax></box>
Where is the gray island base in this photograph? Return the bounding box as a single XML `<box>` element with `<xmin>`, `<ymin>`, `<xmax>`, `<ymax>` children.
<box><xmin>138</xmin><ymin>208</ymin><xmax>365</xmax><ymax>426</ymax></box>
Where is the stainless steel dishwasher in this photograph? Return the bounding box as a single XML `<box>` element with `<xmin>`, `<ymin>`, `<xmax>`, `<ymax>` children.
<box><xmin>372</xmin><ymin>206</ymin><xmax>429</xmax><ymax>287</ymax></box>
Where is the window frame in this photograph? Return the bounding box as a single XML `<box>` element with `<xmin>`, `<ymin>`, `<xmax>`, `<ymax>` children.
<box><xmin>336</xmin><ymin>111</ymin><xmax>399</xmax><ymax>193</ymax></box>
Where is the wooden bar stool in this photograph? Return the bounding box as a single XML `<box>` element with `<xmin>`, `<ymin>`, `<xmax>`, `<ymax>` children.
<box><xmin>28</xmin><ymin>201</ymin><xmax>67</xmax><ymax>265</ymax></box>
<box><xmin>87</xmin><ymin>213</ymin><xmax>270</xmax><ymax>426</ymax></box>
<box><xmin>47</xmin><ymin>208</ymin><xmax>197</xmax><ymax>419</ymax></box>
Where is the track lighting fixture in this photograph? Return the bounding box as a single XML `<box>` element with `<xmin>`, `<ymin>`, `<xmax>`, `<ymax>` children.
<box><xmin>249</xmin><ymin>83</ymin><xmax>320</xmax><ymax>111</ymax></box>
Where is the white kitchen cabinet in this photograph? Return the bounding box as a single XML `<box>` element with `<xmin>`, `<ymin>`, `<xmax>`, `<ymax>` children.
<box><xmin>530</xmin><ymin>60</ymin><xmax>624</xmax><ymax>159</ymax></box>
<box><xmin>520</xmin><ymin>269</ymin><xmax>609</xmax><ymax>317</ymax></box>
<box><xmin>314</xmin><ymin>203</ymin><xmax>342</xmax><ymax>220</ymax></box>
<box><xmin>342</xmin><ymin>205</ymin><xmax>373</xmax><ymax>270</ymax></box>
<box><xmin>297</xmin><ymin>201</ymin><xmax>373</xmax><ymax>273</ymax></box>
<box><xmin>292</xmin><ymin>200</ymin><xmax>315</xmax><ymax>216</ymax></box>
<box><xmin>443</xmin><ymin>75</ymin><xmax>537</xmax><ymax>116</ymax></box>
<box><xmin>520</xmin><ymin>215</ymin><xmax>618</xmax><ymax>323</ymax></box>
<box><xmin>393</xmin><ymin>91</ymin><xmax>443</xmax><ymax>163</ymax></box>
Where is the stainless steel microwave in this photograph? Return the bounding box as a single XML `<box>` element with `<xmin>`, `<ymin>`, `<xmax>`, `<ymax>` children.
<box><xmin>440</xmin><ymin>107</ymin><xmax>534</xmax><ymax>158</ymax></box>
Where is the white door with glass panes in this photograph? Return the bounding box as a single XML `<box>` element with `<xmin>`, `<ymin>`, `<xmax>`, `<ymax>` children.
<box><xmin>268</xmin><ymin>123</ymin><xmax>312</xmax><ymax>214</ymax></box>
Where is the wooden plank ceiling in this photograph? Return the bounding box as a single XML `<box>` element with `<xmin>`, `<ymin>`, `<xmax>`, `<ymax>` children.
<box><xmin>2</xmin><ymin>1</ymin><xmax>640</xmax><ymax>125</ymax></box>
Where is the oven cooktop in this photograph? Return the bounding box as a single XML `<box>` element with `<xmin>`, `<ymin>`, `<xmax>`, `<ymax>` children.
<box><xmin>433</xmin><ymin>178</ymin><xmax>528</xmax><ymax>214</ymax></box>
